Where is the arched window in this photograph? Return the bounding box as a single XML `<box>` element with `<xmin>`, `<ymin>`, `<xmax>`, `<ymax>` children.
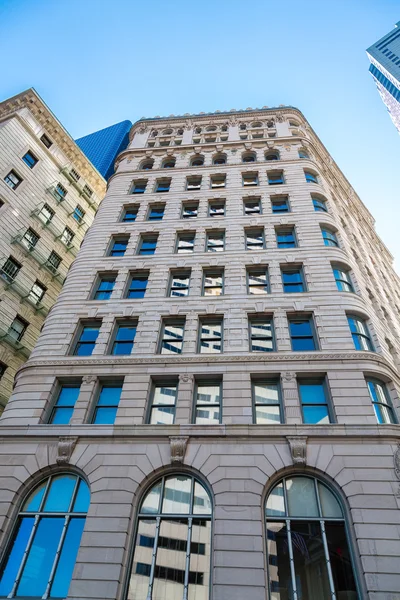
<box><xmin>194</xmin><ymin>127</ymin><xmax>202</xmax><ymax>134</ymax></box>
<box><xmin>305</xmin><ymin>170</ymin><xmax>318</xmax><ymax>184</ymax></box>
<box><xmin>266</xmin><ymin>475</ymin><xmax>358</xmax><ymax>599</ymax></box>
<box><xmin>140</xmin><ymin>159</ymin><xmax>154</xmax><ymax>170</ymax></box>
<box><xmin>190</xmin><ymin>155</ymin><xmax>204</xmax><ymax>167</ymax></box>
<box><xmin>213</xmin><ymin>153</ymin><xmax>226</xmax><ymax>165</ymax></box>
<box><xmin>239</xmin><ymin>123</ymin><xmax>247</xmax><ymax>130</ymax></box>
<box><xmin>298</xmin><ymin>148</ymin><xmax>309</xmax><ymax>159</ymax></box>
<box><xmin>251</xmin><ymin>121</ymin><xmax>263</xmax><ymax>128</ymax></box>
<box><xmin>127</xmin><ymin>474</ymin><xmax>212</xmax><ymax>600</ymax></box>
<box><xmin>162</xmin><ymin>128</ymin><xmax>173</xmax><ymax>136</ymax></box>
<box><xmin>206</xmin><ymin>125</ymin><xmax>217</xmax><ymax>132</ymax></box>
<box><xmin>289</xmin><ymin>119</ymin><xmax>299</xmax><ymax>127</ymax></box>
<box><xmin>162</xmin><ymin>158</ymin><xmax>176</xmax><ymax>169</ymax></box>
<box><xmin>0</xmin><ymin>473</ymin><xmax>90</xmax><ymax>599</ymax></box>
<box><xmin>265</xmin><ymin>150</ymin><xmax>280</xmax><ymax>161</ymax></box>
<box><xmin>242</xmin><ymin>151</ymin><xmax>256</xmax><ymax>163</ymax></box>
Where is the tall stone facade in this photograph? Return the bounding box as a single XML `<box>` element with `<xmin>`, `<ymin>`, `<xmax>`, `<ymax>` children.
<box><xmin>0</xmin><ymin>107</ymin><xmax>400</xmax><ymax>600</ymax></box>
<box><xmin>0</xmin><ymin>89</ymin><xmax>106</xmax><ymax>407</ymax></box>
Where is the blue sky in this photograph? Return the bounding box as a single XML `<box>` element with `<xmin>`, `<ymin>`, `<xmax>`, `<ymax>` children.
<box><xmin>1</xmin><ymin>0</ymin><xmax>399</xmax><ymax>267</ymax></box>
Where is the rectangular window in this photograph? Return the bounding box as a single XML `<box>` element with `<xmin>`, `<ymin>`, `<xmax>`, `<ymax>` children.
<box><xmin>247</xmin><ymin>267</ymin><xmax>269</xmax><ymax>294</ymax></box>
<box><xmin>94</xmin><ymin>275</ymin><xmax>116</xmax><ymax>300</ymax></box>
<box><xmin>109</xmin><ymin>237</ymin><xmax>129</xmax><ymax>256</ymax></box>
<box><xmin>210</xmin><ymin>174</ymin><xmax>226</xmax><ymax>189</ymax></box>
<box><xmin>111</xmin><ymin>322</ymin><xmax>137</xmax><ymax>355</ymax></box>
<box><xmin>321</xmin><ymin>228</ymin><xmax>339</xmax><ymax>247</ymax></box>
<box><xmin>22</xmin><ymin>151</ymin><xmax>38</xmax><ymax>168</ymax></box>
<box><xmin>160</xmin><ymin>319</ymin><xmax>185</xmax><ymax>354</ymax></box>
<box><xmin>271</xmin><ymin>196</ymin><xmax>290</xmax><ymax>213</ymax></box>
<box><xmin>83</xmin><ymin>184</ymin><xmax>93</xmax><ymax>198</ymax></box>
<box><xmin>4</xmin><ymin>170</ymin><xmax>22</xmax><ymax>190</ymax></box>
<box><xmin>155</xmin><ymin>179</ymin><xmax>171</xmax><ymax>193</ymax></box>
<box><xmin>1</xmin><ymin>256</ymin><xmax>21</xmax><ymax>283</ymax></box>
<box><xmin>46</xmin><ymin>251</ymin><xmax>62</xmax><ymax>274</ymax></box>
<box><xmin>268</xmin><ymin>171</ymin><xmax>284</xmax><ymax>185</ymax></box>
<box><xmin>176</xmin><ymin>232</ymin><xmax>195</xmax><ymax>254</ymax></box>
<box><xmin>92</xmin><ymin>384</ymin><xmax>122</xmax><ymax>424</ymax></box>
<box><xmin>242</xmin><ymin>172</ymin><xmax>258</xmax><ymax>186</ymax></box>
<box><xmin>181</xmin><ymin>201</ymin><xmax>198</xmax><ymax>218</ymax></box>
<box><xmin>38</xmin><ymin>203</ymin><xmax>54</xmax><ymax>225</ymax></box>
<box><xmin>288</xmin><ymin>316</ymin><xmax>318</xmax><ymax>351</ymax></box>
<box><xmin>367</xmin><ymin>379</ymin><xmax>396</xmax><ymax>424</ymax></box>
<box><xmin>122</xmin><ymin>205</ymin><xmax>138</xmax><ymax>222</ymax></box>
<box><xmin>54</xmin><ymin>182</ymin><xmax>67</xmax><ymax>202</ymax></box>
<box><xmin>243</xmin><ymin>197</ymin><xmax>261</xmax><ymax>215</ymax></box>
<box><xmin>147</xmin><ymin>204</ymin><xmax>165</xmax><ymax>220</ymax></box>
<box><xmin>206</xmin><ymin>231</ymin><xmax>225</xmax><ymax>252</ymax></box>
<box><xmin>187</xmin><ymin>176</ymin><xmax>202</xmax><ymax>191</ymax></box>
<box><xmin>332</xmin><ymin>266</ymin><xmax>354</xmax><ymax>292</ymax></box>
<box><xmin>28</xmin><ymin>281</ymin><xmax>46</xmax><ymax>305</ymax></box>
<box><xmin>22</xmin><ymin>228</ymin><xmax>39</xmax><ymax>251</ymax></box>
<box><xmin>69</xmin><ymin>168</ymin><xmax>80</xmax><ymax>182</ymax></box>
<box><xmin>0</xmin><ymin>362</ymin><xmax>6</xmax><ymax>380</ymax></box>
<box><xmin>246</xmin><ymin>228</ymin><xmax>265</xmax><ymax>251</ymax></box>
<box><xmin>208</xmin><ymin>200</ymin><xmax>225</xmax><ymax>217</ymax></box>
<box><xmin>199</xmin><ymin>318</ymin><xmax>223</xmax><ymax>353</ymax></box>
<box><xmin>61</xmin><ymin>227</ymin><xmax>74</xmax><ymax>247</ymax></box>
<box><xmin>347</xmin><ymin>316</ymin><xmax>374</xmax><ymax>351</ymax></box>
<box><xmin>148</xmin><ymin>382</ymin><xmax>178</xmax><ymax>425</ymax></box>
<box><xmin>40</xmin><ymin>133</ymin><xmax>52</xmax><ymax>148</ymax></box>
<box><xmin>73</xmin><ymin>322</ymin><xmax>101</xmax><ymax>356</ymax></box>
<box><xmin>131</xmin><ymin>180</ymin><xmax>147</xmax><ymax>194</ymax></box>
<box><xmin>298</xmin><ymin>379</ymin><xmax>332</xmax><ymax>424</ymax></box>
<box><xmin>312</xmin><ymin>196</ymin><xmax>327</xmax><ymax>212</ymax></box>
<box><xmin>138</xmin><ymin>235</ymin><xmax>158</xmax><ymax>256</ymax></box>
<box><xmin>49</xmin><ymin>384</ymin><xmax>80</xmax><ymax>424</ymax></box>
<box><xmin>126</xmin><ymin>271</ymin><xmax>149</xmax><ymax>298</ymax></box>
<box><xmin>249</xmin><ymin>317</ymin><xmax>275</xmax><ymax>352</ymax></box>
<box><xmin>194</xmin><ymin>380</ymin><xmax>222</xmax><ymax>424</ymax></box>
<box><xmin>203</xmin><ymin>269</ymin><xmax>224</xmax><ymax>296</ymax></box>
<box><xmin>8</xmin><ymin>316</ymin><xmax>28</xmax><ymax>342</ymax></box>
<box><xmin>252</xmin><ymin>380</ymin><xmax>282</xmax><ymax>424</ymax></box>
<box><xmin>281</xmin><ymin>267</ymin><xmax>306</xmax><ymax>293</ymax></box>
<box><xmin>276</xmin><ymin>227</ymin><xmax>297</xmax><ymax>248</ymax></box>
<box><xmin>73</xmin><ymin>205</ymin><xmax>85</xmax><ymax>224</ymax></box>
<box><xmin>169</xmin><ymin>271</ymin><xmax>191</xmax><ymax>297</ymax></box>
<box><xmin>305</xmin><ymin>171</ymin><xmax>318</xmax><ymax>184</ymax></box>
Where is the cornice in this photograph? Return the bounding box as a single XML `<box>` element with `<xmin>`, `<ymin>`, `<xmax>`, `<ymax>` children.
<box><xmin>0</xmin><ymin>88</ymin><xmax>106</xmax><ymax>196</ymax></box>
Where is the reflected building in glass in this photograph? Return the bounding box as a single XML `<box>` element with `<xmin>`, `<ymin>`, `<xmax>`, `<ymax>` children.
<box><xmin>0</xmin><ymin>106</ymin><xmax>400</xmax><ymax>599</ymax></box>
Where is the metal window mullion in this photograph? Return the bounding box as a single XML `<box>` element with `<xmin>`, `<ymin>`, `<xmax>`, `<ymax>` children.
<box><xmin>9</xmin><ymin>514</ymin><xmax>40</xmax><ymax>598</ymax></box>
<box><xmin>43</xmin><ymin>515</ymin><xmax>70</xmax><ymax>599</ymax></box>
<box><xmin>286</xmin><ymin>519</ymin><xmax>298</xmax><ymax>600</ymax></box>
<box><xmin>146</xmin><ymin>516</ymin><xmax>161</xmax><ymax>600</ymax></box>
<box><xmin>320</xmin><ymin>520</ymin><xmax>337</xmax><ymax>599</ymax></box>
<box><xmin>183</xmin><ymin>517</ymin><xmax>193</xmax><ymax>600</ymax></box>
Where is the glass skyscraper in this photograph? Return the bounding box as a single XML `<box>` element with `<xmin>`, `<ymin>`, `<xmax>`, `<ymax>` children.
<box><xmin>76</xmin><ymin>120</ymin><xmax>132</xmax><ymax>179</ymax></box>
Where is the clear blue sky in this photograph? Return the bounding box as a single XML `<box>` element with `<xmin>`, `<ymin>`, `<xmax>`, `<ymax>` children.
<box><xmin>1</xmin><ymin>0</ymin><xmax>399</xmax><ymax>267</ymax></box>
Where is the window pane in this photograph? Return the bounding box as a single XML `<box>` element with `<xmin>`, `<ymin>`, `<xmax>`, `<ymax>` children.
<box><xmin>188</xmin><ymin>520</ymin><xmax>211</xmax><ymax>599</ymax></box>
<box><xmin>50</xmin><ymin>518</ymin><xmax>85</xmax><ymax>598</ymax></box>
<box><xmin>16</xmin><ymin>517</ymin><xmax>64</xmax><ymax>597</ymax></box>
<box><xmin>24</xmin><ymin>482</ymin><xmax>47</xmax><ymax>512</ymax></box>
<box><xmin>0</xmin><ymin>517</ymin><xmax>35</xmax><ymax>596</ymax></box>
<box><xmin>201</xmin><ymin>323</ymin><xmax>221</xmax><ymax>339</ymax></box>
<box><xmin>93</xmin><ymin>406</ymin><xmax>117</xmax><ymax>424</ymax></box>
<box><xmin>299</xmin><ymin>383</ymin><xmax>326</xmax><ymax>404</ymax></box>
<box><xmin>195</xmin><ymin>406</ymin><xmax>220</xmax><ymax>424</ymax></box>
<box><xmin>127</xmin><ymin>519</ymin><xmax>157</xmax><ymax>599</ymax></box>
<box><xmin>56</xmin><ymin>386</ymin><xmax>80</xmax><ymax>406</ymax></box>
<box><xmin>325</xmin><ymin>522</ymin><xmax>358</xmax><ymax>596</ymax></box>
<box><xmin>80</xmin><ymin>326</ymin><xmax>99</xmax><ymax>342</ymax></box>
<box><xmin>97</xmin><ymin>386</ymin><xmax>122</xmax><ymax>406</ymax></box>
<box><xmin>303</xmin><ymin>405</ymin><xmax>330</xmax><ymax>424</ymax></box>
<box><xmin>162</xmin><ymin>476</ymin><xmax>191</xmax><ymax>514</ymax></box>
<box><xmin>373</xmin><ymin>402</ymin><xmax>395</xmax><ymax>424</ymax></box>
<box><xmin>73</xmin><ymin>480</ymin><xmax>91</xmax><ymax>513</ymax></box>
<box><xmin>51</xmin><ymin>406</ymin><xmax>74</xmax><ymax>425</ymax></box>
<box><xmin>193</xmin><ymin>483</ymin><xmax>212</xmax><ymax>515</ymax></box>
<box><xmin>196</xmin><ymin>384</ymin><xmax>220</xmax><ymax>404</ymax></box>
<box><xmin>116</xmin><ymin>325</ymin><xmax>136</xmax><ymax>341</ymax></box>
<box><xmin>291</xmin><ymin>521</ymin><xmax>331</xmax><ymax>599</ymax></box>
<box><xmin>266</xmin><ymin>522</ymin><xmax>291</xmax><ymax>599</ymax></box>
<box><xmin>152</xmin><ymin>519</ymin><xmax>187</xmax><ymax>599</ymax></box>
<box><xmin>286</xmin><ymin>477</ymin><xmax>318</xmax><ymax>517</ymax></box>
<box><xmin>141</xmin><ymin>483</ymin><xmax>162</xmax><ymax>514</ymax></box>
<box><xmin>150</xmin><ymin>406</ymin><xmax>175</xmax><ymax>425</ymax></box>
<box><xmin>44</xmin><ymin>475</ymin><xmax>77</xmax><ymax>512</ymax></box>
<box><xmin>154</xmin><ymin>385</ymin><xmax>177</xmax><ymax>405</ymax></box>
<box><xmin>318</xmin><ymin>482</ymin><xmax>342</xmax><ymax>519</ymax></box>
<box><xmin>292</xmin><ymin>337</ymin><xmax>316</xmax><ymax>351</ymax></box>
<box><xmin>255</xmin><ymin>404</ymin><xmax>281</xmax><ymax>424</ymax></box>
<box><xmin>266</xmin><ymin>482</ymin><xmax>285</xmax><ymax>517</ymax></box>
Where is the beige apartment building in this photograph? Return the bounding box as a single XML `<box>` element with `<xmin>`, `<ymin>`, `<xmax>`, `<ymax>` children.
<box><xmin>0</xmin><ymin>89</ymin><xmax>106</xmax><ymax>407</ymax></box>
<box><xmin>0</xmin><ymin>106</ymin><xmax>400</xmax><ymax>600</ymax></box>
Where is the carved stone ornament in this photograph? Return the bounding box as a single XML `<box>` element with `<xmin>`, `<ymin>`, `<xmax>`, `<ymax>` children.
<box><xmin>56</xmin><ymin>437</ymin><xmax>78</xmax><ymax>465</ymax></box>
<box><xmin>170</xmin><ymin>436</ymin><xmax>189</xmax><ymax>464</ymax></box>
<box><xmin>276</xmin><ymin>114</ymin><xmax>284</xmax><ymax>122</ymax></box>
<box><xmin>287</xmin><ymin>436</ymin><xmax>307</xmax><ymax>466</ymax></box>
<box><xmin>283</xmin><ymin>371</ymin><xmax>295</xmax><ymax>382</ymax></box>
<box><xmin>179</xmin><ymin>374</ymin><xmax>194</xmax><ymax>384</ymax></box>
<box><xmin>82</xmin><ymin>375</ymin><xmax>97</xmax><ymax>385</ymax></box>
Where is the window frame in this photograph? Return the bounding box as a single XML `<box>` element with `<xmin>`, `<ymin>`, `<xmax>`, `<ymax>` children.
<box><xmin>271</xmin><ymin>196</ymin><xmax>290</xmax><ymax>213</ymax></box>
<box><xmin>297</xmin><ymin>377</ymin><xmax>334</xmax><ymax>424</ymax></box>
<box><xmin>168</xmin><ymin>270</ymin><xmax>191</xmax><ymax>297</ymax></box>
<box><xmin>48</xmin><ymin>382</ymin><xmax>81</xmax><ymax>424</ymax></box>
<box><xmin>245</xmin><ymin>228</ymin><xmax>265</xmax><ymax>251</ymax></box>
<box><xmin>91</xmin><ymin>382</ymin><xmax>123</xmax><ymax>424</ymax></box>
<box><xmin>181</xmin><ymin>201</ymin><xmax>199</xmax><ymax>219</ymax></box>
<box><xmin>243</xmin><ymin>197</ymin><xmax>262</xmax><ymax>216</ymax></box>
<box><xmin>281</xmin><ymin>265</ymin><xmax>306</xmax><ymax>293</ymax></box>
<box><xmin>198</xmin><ymin>317</ymin><xmax>223</xmax><ymax>354</ymax></box>
<box><xmin>312</xmin><ymin>195</ymin><xmax>328</xmax><ymax>212</ymax></box>
<box><xmin>275</xmin><ymin>226</ymin><xmax>297</xmax><ymax>249</ymax></box>
<box><xmin>242</xmin><ymin>172</ymin><xmax>259</xmax><ymax>187</ymax></box>
<box><xmin>147</xmin><ymin>379</ymin><xmax>179</xmax><ymax>425</ymax></box>
<box><xmin>92</xmin><ymin>274</ymin><xmax>117</xmax><ymax>300</ymax></box>
<box><xmin>205</xmin><ymin>230</ymin><xmax>225</xmax><ymax>252</ymax></box>
<box><xmin>121</xmin><ymin>205</ymin><xmax>139</xmax><ymax>223</ymax></box>
<box><xmin>208</xmin><ymin>199</ymin><xmax>226</xmax><ymax>217</ymax></box>
<box><xmin>210</xmin><ymin>174</ymin><xmax>226</xmax><ymax>189</ymax></box>
<box><xmin>332</xmin><ymin>265</ymin><xmax>354</xmax><ymax>293</ymax></box>
<box><xmin>186</xmin><ymin>176</ymin><xmax>202</xmax><ymax>191</ymax></box>
<box><xmin>125</xmin><ymin>271</ymin><xmax>149</xmax><ymax>299</ymax></box>
<box><xmin>1</xmin><ymin>256</ymin><xmax>21</xmax><ymax>283</ymax></box>
<box><xmin>131</xmin><ymin>179</ymin><xmax>147</xmax><ymax>194</ymax></box>
<box><xmin>202</xmin><ymin>269</ymin><xmax>224</xmax><ymax>296</ymax></box>
<box><xmin>8</xmin><ymin>316</ymin><xmax>28</xmax><ymax>342</ymax></box>
<box><xmin>321</xmin><ymin>227</ymin><xmax>339</xmax><ymax>247</ymax></box>
<box><xmin>267</xmin><ymin>170</ymin><xmax>284</xmax><ymax>185</ymax></box>
<box><xmin>247</xmin><ymin>267</ymin><xmax>269</xmax><ymax>295</ymax></box>
<box><xmin>137</xmin><ymin>234</ymin><xmax>158</xmax><ymax>256</ymax></box>
<box><xmin>159</xmin><ymin>319</ymin><xmax>186</xmax><ymax>355</ymax></box>
<box><xmin>366</xmin><ymin>378</ymin><xmax>397</xmax><ymax>424</ymax></box>
<box><xmin>4</xmin><ymin>170</ymin><xmax>22</xmax><ymax>190</ymax></box>
<box><xmin>347</xmin><ymin>315</ymin><xmax>374</xmax><ymax>351</ymax></box>
<box><xmin>192</xmin><ymin>378</ymin><xmax>223</xmax><ymax>424</ymax></box>
<box><xmin>288</xmin><ymin>314</ymin><xmax>319</xmax><ymax>351</ymax></box>
<box><xmin>147</xmin><ymin>204</ymin><xmax>165</xmax><ymax>221</ymax></box>
<box><xmin>176</xmin><ymin>232</ymin><xmax>196</xmax><ymax>254</ymax></box>
<box><xmin>248</xmin><ymin>316</ymin><xmax>276</xmax><ymax>352</ymax></box>
<box><xmin>72</xmin><ymin>321</ymin><xmax>101</xmax><ymax>356</ymax></box>
<box><xmin>108</xmin><ymin>236</ymin><xmax>129</xmax><ymax>257</ymax></box>
<box><xmin>22</xmin><ymin>150</ymin><xmax>38</xmax><ymax>169</ymax></box>
<box><xmin>252</xmin><ymin>378</ymin><xmax>283</xmax><ymax>424</ymax></box>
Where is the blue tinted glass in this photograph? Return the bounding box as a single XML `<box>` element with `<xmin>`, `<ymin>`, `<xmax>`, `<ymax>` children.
<box><xmin>112</xmin><ymin>341</ymin><xmax>133</xmax><ymax>355</ymax></box>
<box><xmin>93</xmin><ymin>407</ymin><xmax>118</xmax><ymax>424</ymax></box>
<box><xmin>98</xmin><ymin>280</ymin><xmax>115</xmax><ymax>292</ymax></box>
<box><xmin>130</xmin><ymin>277</ymin><xmax>148</xmax><ymax>289</ymax></box>
<box><xmin>303</xmin><ymin>405</ymin><xmax>329</xmax><ymax>424</ymax></box>
<box><xmin>73</xmin><ymin>480</ymin><xmax>90</xmax><ymax>513</ymax></box>
<box><xmin>51</xmin><ymin>407</ymin><xmax>74</xmax><ymax>425</ymax></box>
<box><xmin>50</xmin><ymin>518</ymin><xmax>85</xmax><ymax>598</ymax></box>
<box><xmin>112</xmin><ymin>241</ymin><xmax>127</xmax><ymax>253</ymax></box>
<box><xmin>24</xmin><ymin>482</ymin><xmax>47</xmax><ymax>512</ymax></box>
<box><xmin>116</xmin><ymin>326</ymin><xmax>136</xmax><ymax>341</ymax></box>
<box><xmin>292</xmin><ymin>337</ymin><xmax>316</xmax><ymax>351</ymax></box>
<box><xmin>300</xmin><ymin>383</ymin><xmax>326</xmax><ymax>404</ymax></box>
<box><xmin>16</xmin><ymin>517</ymin><xmax>64</xmax><ymax>597</ymax></box>
<box><xmin>127</xmin><ymin>290</ymin><xmax>145</xmax><ymax>298</ymax></box>
<box><xmin>57</xmin><ymin>387</ymin><xmax>80</xmax><ymax>406</ymax></box>
<box><xmin>44</xmin><ymin>475</ymin><xmax>77</xmax><ymax>512</ymax></box>
<box><xmin>80</xmin><ymin>327</ymin><xmax>99</xmax><ymax>342</ymax></box>
<box><xmin>290</xmin><ymin>321</ymin><xmax>312</xmax><ymax>336</ymax></box>
<box><xmin>285</xmin><ymin>283</ymin><xmax>303</xmax><ymax>292</ymax></box>
<box><xmin>283</xmin><ymin>272</ymin><xmax>301</xmax><ymax>284</ymax></box>
<box><xmin>76</xmin><ymin>343</ymin><xmax>95</xmax><ymax>356</ymax></box>
<box><xmin>98</xmin><ymin>386</ymin><xmax>122</xmax><ymax>406</ymax></box>
<box><xmin>0</xmin><ymin>517</ymin><xmax>35</xmax><ymax>596</ymax></box>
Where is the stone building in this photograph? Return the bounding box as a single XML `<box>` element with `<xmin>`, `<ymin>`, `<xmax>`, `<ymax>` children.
<box><xmin>0</xmin><ymin>89</ymin><xmax>106</xmax><ymax>407</ymax></box>
<box><xmin>0</xmin><ymin>106</ymin><xmax>400</xmax><ymax>600</ymax></box>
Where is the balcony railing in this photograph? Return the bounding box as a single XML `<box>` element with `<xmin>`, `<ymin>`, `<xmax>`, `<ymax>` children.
<box><xmin>10</xmin><ymin>231</ymin><xmax>68</xmax><ymax>284</ymax></box>
<box><xmin>60</xmin><ymin>167</ymin><xmax>97</xmax><ymax>208</ymax></box>
<box><xmin>0</xmin><ymin>322</ymin><xmax>30</xmax><ymax>358</ymax></box>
